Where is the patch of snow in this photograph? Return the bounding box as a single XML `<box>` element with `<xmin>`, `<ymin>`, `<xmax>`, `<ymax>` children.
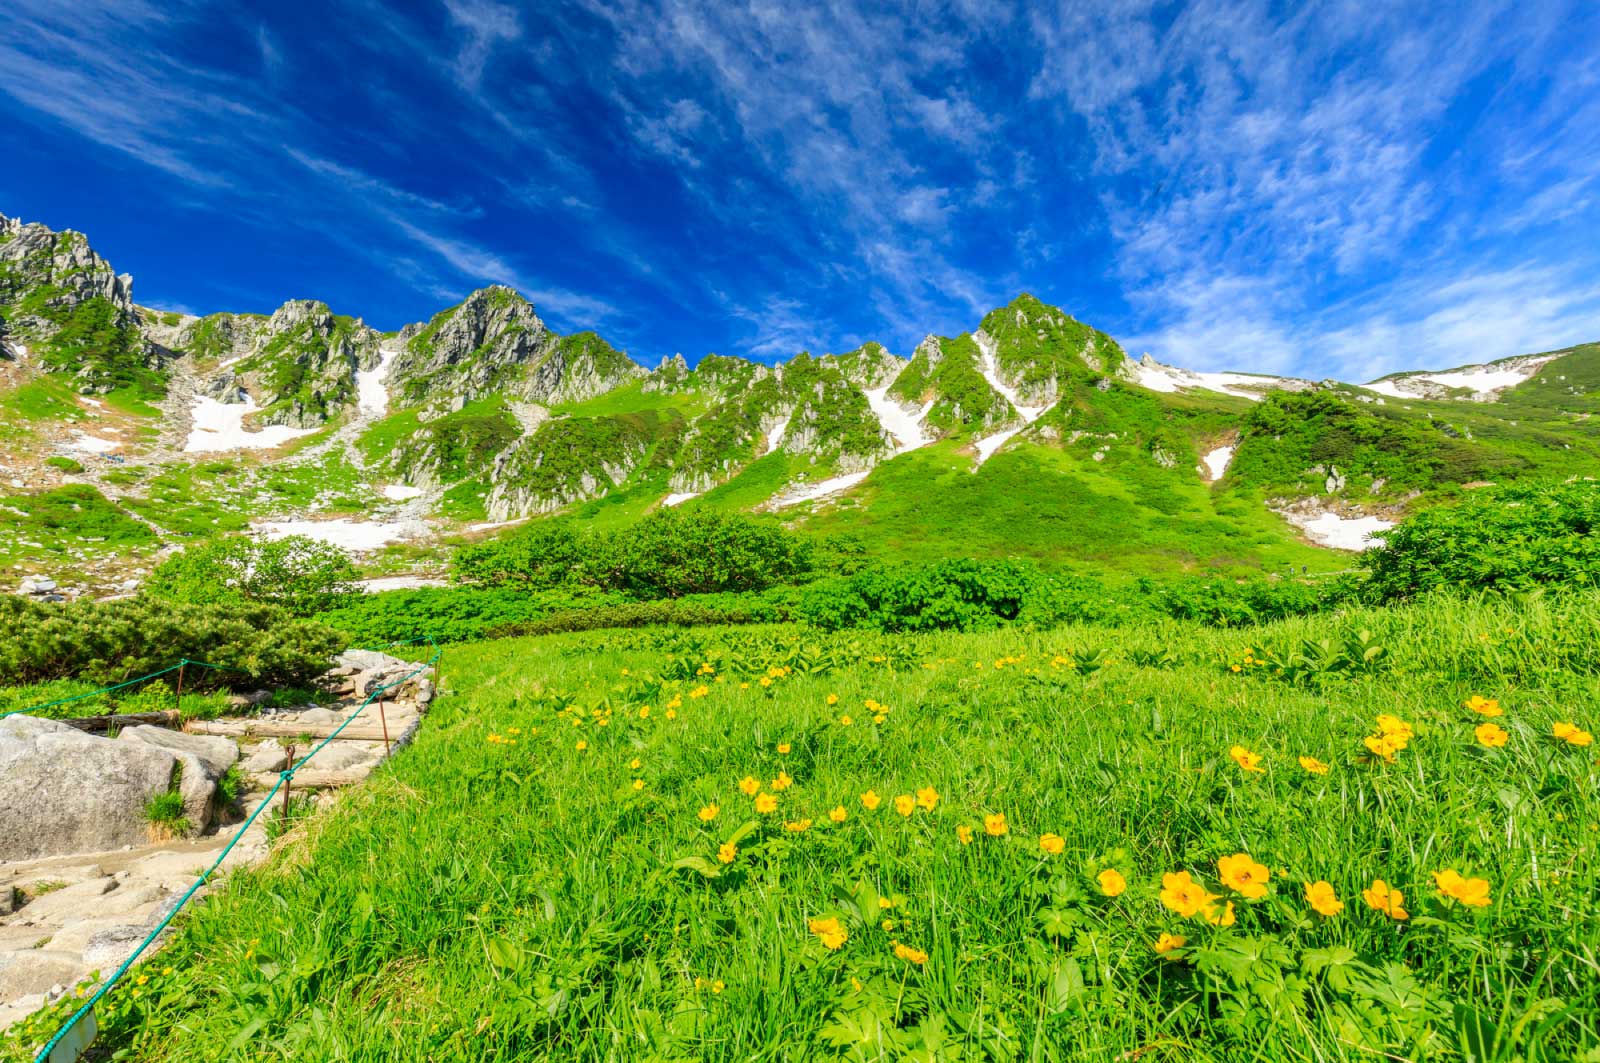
<box><xmin>1129</xmin><ymin>357</ymin><xmax>1291</xmax><ymax>401</ymax></box>
<box><xmin>1359</xmin><ymin>379</ymin><xmax>1409</xmax><ymax>398</ymax></box>
<box><xmin>971</xmin><ymin>332</ymin><xmax>1047</xmax><ymax>467</ymax></box>
<box><xmin>66</xmin><ymin>432</ymin><xmax>121</xmax><ymax>454</ymax></box>
<box><xmin>184</xmin><ymin>396</ymin><xmax>318</xmax><ymax>453</ymax></box>
<box><xmin>217</xmin><ymin>353</ymin><xmax>250</xmax><ymax>370</ymax></box>
<box><xmin>359</xmin><ymin>575</ymin><xmax>449</xmax><ymax>593</ymax></box>
<box><xmin>769</xmin><ymin>470</ymin><xmax>870</xmax><ymax>509</ymax></box>
<box><xmin>1201</xmin><ymin>445</ymin><xmax>1234</xmax><ymax>481</ymax></box>
<box><xmin>663</xmin><ymin>492</ymin><xmax>701</xmax><ymax>507</ymax></box>
<box><xmin>764</xmin><ymin>413</ymin><xmax>791</xmax><ymax>456</ymax></box>
<box><xmin>1284</xmin><ymin>511</ymin><xmax>1394</xmax><ymax>551</ymax></box>
<box><xmin>1361</xmin><ymin>354</ymin><xmax>1560</xmax><ymax>400</ymax></box>
<box><xmin>863</xmin><ymin>384</ymin><xmax>934</xmax><ymax>454</ymax></box>
<box><xmin>382</xmin><ymin>484</ymin><xmax>423</xmax><ymax>501</ymax></box>
<box><xmin>358</xmin><ymin>347</ymin><xmax>398</xmax><ymax>417</ymax></box>
<box><xmin>253</xmin><ymin>518</ymin><xmax>423</xmax><ymax>551</ymax></box>
<box><xmin>79</xmin><ymin>397</ymin><xmax>105</xmax><ymax>409</ymax></box>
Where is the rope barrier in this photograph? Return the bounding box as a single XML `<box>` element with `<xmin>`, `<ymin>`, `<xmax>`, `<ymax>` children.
<box><xmin>30</xmin><ymin>636</ymin><xmax>442</xmax><ymax>1063</ymax></box>
<box><xmin>0</xmin><ymin>658</ymin><xmax>250</xmax><ymax>721</ymax></box>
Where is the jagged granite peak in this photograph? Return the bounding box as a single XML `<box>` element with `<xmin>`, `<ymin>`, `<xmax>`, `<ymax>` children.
<box><xmin>391</xmin><ymin>285</ymin><xmax>644</xmax><ymax>411</ymax></box>
<box><xmin>768</xmin><ymin>352</ymin><xmax>891</xmax><ymax>469</ymax></box>
<box><xmin>643</xmin><ymin>353</ymin><xmax>693</xmax><ymax>393</ymax></box>
<box><xmin>888</xmin><ymin>332</ymin><xmax>1015</xmax><ymax>435</ymax></box>
<box><xmin>694</xmin><ymin>353</ymin><xmax>772</xmax><ymax>394</ymax></box>
<box><xmin>819</xmin><ymin>341</ymin><xmax>905</xmax><ymax>389</ymax></box>
<box><xmin>0</xmin><ymin>211</ymin><xmax>156</xmax><ymax>394</ymax></box>
<box><xmin>978</xmin><ymin>293</ymin><xmax>1126</xmax><ymax>406</ymax></box>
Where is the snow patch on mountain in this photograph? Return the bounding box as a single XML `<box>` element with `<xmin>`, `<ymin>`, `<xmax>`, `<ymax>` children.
<box><xmin>1279</xmin><ymin>509</ymin><xmax>1393</xmax><ymax>551</ymax></box>
<box><xmin>1362</xmin><ymin>353</ymin><xmax>1560</xmax><ymax>401</ymax></box>
<box><xmin>862</xmin><ymin>384</ymin><xmax>933</xmax><ymax>454</ymax></box>
<box><xmin>358</xmin><ymin>347</ymin><xmax>398</xmax><ymax>417</ymax></box>
<box><xmin>1129</xmin><ymin>356</ymin><xmax>1308</xmax><ymax>401</ymax></box>
<box><xmin>764</xmin><ymin>412</ymin><xmax>790</xmax><ymax>456</ymax></box>
<box><xmin>1201</xmin><ymin>445</ymin><xmax>1234</xmax><ymax>481</ymax></box>
<box><xmin>770</xmin><ymin>470</ymin><xmax>870</xmax><ymax>509</ymax></box>
<box><xmin>663</xmin><ymin>491</ymin><xmax>702</xmax><ymax>507</ymax></box>
<box><xmin>382</xmin><ymin>484</ymin><xmax>423</xmax><ymax>501</ymax></box>
<box><xmin>183</xmin><ymin>396</ymin><xmax>319</xmax><ymax>452</ymax></box>
<box><xmin>67</xmin><ymin>432</ymin><xmax>122</xmax><ymax>454</ymax></box>
<box><xmin>971</xmin><ymin>332</ymin><xmax>1046</xmax><ymax>467</ymax></box>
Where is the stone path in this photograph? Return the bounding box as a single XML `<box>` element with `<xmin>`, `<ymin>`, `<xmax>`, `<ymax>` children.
<box><xmin>0</xmin><ymin>650</ymin><xmax>434</xmax><ymax>1031</ymax></box>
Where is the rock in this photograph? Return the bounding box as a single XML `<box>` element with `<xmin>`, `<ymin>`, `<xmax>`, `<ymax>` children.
<box><xmin>13</xmin><ymin>877</ymin><xmax>115</xmax><ymax>923</ymax></box>
<box><xmin>295</xmin><ymin>742</ymin><xmax>383</xmax><ymax>773</ymax></box>
<box><xmin>18</xmin><ymin>576</ymin><xmax>56</xmax><ymax>595</ymax></box>
<box><xmin>0</xmin><ymin>886</ymin><xmax>12</xmax><ymax>917</ymax></box>
<box><xmin>172</xmin><ymin>751</ymin><xmax>218</xmax><ymax>832</ymax></box>
<box><xmin>82</xmin><ymin>924</ymin><xmax>156</xmax><ymax>970</ymax></box>
<box><xmin>0</xmin><ymin>951</ymin><xmax>85</xmax><ymax>999</ymax></box>
<box><xmin>0</xmin><ymin>718</ymin><xmax>180</xmax><ymax>861</ymax></box>
<box><xmin>337</xmin><ymin>649</ymin><xmax>404</xmax><ymax>673</ymax></box>
<box><xmin>241</xmin><ymin>739</ymin><xmax>287</xmax><ymax>773</ymax></box>
<box><xmin>118</xmin><ymin>726</ymin><xmax>238</xmax><ymax>777</ymax></box>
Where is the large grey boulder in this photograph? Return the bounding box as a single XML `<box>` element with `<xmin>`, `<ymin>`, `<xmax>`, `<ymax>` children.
<box><xmin>118</xmin><ymin>726</ymin><xmax>238</xmax><ymax>777</ymax></box>
<box><xmin>0</xmin><ymin>717</ymin><xmax>182</xmax><ymax>861</ymax></box>
<box><xmin>0</xmin><ymin>951</ymin><xmax>84</xmax><ymax>999</ymax></box>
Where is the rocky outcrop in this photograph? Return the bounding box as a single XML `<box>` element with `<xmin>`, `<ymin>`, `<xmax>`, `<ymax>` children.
<box><xmin>821</xmin><ymin>341</ymin><xmax>905</xmax><ymax>390</ymax></box>
<box><xmin>389</xmin><ymin>287</ymin><xmax>643</xmax><ymax>413</ymax></box>
<box><xmin>0</xmin><ymin>717</ymin><xmax>194</xmax><ymax>861</ymax></box>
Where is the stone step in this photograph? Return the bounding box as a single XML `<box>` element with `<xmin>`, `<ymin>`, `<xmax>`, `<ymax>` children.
<box><xmin>249</xmin><ymin>769</ymin><xmax>370</xmax><ymax>790</ymax></box>
<box><xmin>187</xmin><ymin>718</ymin><xmax>412</xmax><ymax>742</ymax></box>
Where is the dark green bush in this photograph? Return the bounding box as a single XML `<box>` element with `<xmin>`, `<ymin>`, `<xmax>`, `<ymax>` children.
<box><xmin>147</xmin><ymin>535</ymin><xmax>359</xmax><ymax>617</ymax></box>
<box><xmin>1360</xmin><ymin>479</ymin><xmax>1600</xmax><ymax>601</ymax></box>
<box><xmin>316</xmin><ymin>586</ymin><xmax>630</xmax><ymax>645</ymax></box>
<box><xmin>488</xmin><ymin>590</ymin><xmax>797</xmax><ymax>639</ymax></box>
<box><xmin>0</xmin><ymin>596</ymin><xmax>341</xmax><ymax>688</ymax></box>
<box><xmin>453</xmin><ymin>510</ymin><xmax>813</xmax><ymax>598</ymax></box>
<box><xmin>799</xmin><ymin>560</ymin><xmax>1038</xmax><ymax>633</ymax></box>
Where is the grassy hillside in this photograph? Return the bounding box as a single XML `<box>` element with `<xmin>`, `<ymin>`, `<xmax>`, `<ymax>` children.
<box><xmin>30</xmin><ymin>590</ymin><xmax>1599</xmax><ymax>1061</ymax></box>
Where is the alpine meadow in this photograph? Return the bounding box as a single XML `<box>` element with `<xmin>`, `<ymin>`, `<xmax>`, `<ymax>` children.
<box><xmin>1</xmin><ymin>2</ymin><xmax>1599</xmax><ymax>1062</ymax></box>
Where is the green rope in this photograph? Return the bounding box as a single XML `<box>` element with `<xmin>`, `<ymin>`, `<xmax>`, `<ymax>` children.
<box><xmin>0</xmin><ymin>658</ymin><xmax>245</xmax><ymax>721</ymax></box>
<box><xmin>32</xmin><ymin>637</ymin><xmax>441</xmax><ymax>1063</ymax></box>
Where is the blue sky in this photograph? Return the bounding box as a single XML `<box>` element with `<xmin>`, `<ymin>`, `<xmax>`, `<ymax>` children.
<box><xmin>2</xmin><ymin>0</ymin><xmax>1598</xmax><ymax>381</ymax></box>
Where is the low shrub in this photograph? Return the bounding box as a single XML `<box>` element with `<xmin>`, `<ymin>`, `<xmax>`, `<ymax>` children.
<box><xmin>0</xmin><ymin>595</ymin><xmax>342</xmax><ymax>689</ymax></box>
<box><xmin>316</xmin><ymin>586</ymin><xmax>631</xmax><ymax>645</ymax></box>
<box><xmin>147</xmin><ymin>535</ymin><xmax>360</xmax><ymax>617</ymax></box>
<box><xmin>488</xmin><ymin>589</ymin><xmax>800</xmax><ymax>639</ymax></box>
<box><xmin>1360</xmin><ymin>479</ymin><xmax>1600</xmax><ymax>601</ymax></box>
<box><xmin>799</xmin><ymin>560</ymin><xmax>1038</xmax><ymax>633</ymax></box>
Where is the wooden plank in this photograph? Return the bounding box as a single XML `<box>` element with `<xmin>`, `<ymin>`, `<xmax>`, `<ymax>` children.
<box><xmin>186</xmin><ymin>719</ymin><xmax>412</xmax><ymax>741</ymax></box>
<box><xmin>249</xmin><ymin>769</ymin><xmax>369</xmax><ymax>790</ymax></box>
<box><xmin>62</xmin><ymin>710</ymin><xmax>181</xmax><ymax>733</ymax></box>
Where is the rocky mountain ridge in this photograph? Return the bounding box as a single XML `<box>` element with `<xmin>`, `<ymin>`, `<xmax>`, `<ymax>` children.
<box><xmin>2</xmin><ymin>207</ymin><xmax>1597</xmax><ymax>582</ymax></box>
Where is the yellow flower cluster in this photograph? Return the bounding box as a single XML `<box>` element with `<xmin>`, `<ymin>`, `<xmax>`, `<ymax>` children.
<box><xmin>1363</xmin><ymin>714</ymin><xmax>1414</xmax><ymax>762</ymax></box>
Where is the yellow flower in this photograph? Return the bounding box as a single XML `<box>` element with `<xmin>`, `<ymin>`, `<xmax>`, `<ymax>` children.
<box><xmin>1474</xmin><ymin>722</ymin><xmax>1509</xmax><ymax>748</ymax></box>
<box><xmin>777</xmin><ymin>742</ymin><xmax>792</xmax><ymax>755</ymax></box>
<box><xmin>632</xmin><ymin>779</ymin><xmax>645</xmax><ymax>791</ymax></box>
<box><xmin>984</xmin><ymin>812</ymin><xmax>1008</xmax><ymax>837</ymax></box>
<box><xmin>1228</xmin><ymin>745</ymin><xmax>1265</xmax><ymax>773</ymax></box>
<box><xmin>881</xmin><ymin>918</ymin><xmax>895</xmax><ymax>931</ymax></box>
<box><xmin>1229</xmin><ymin>664</ymin><xmax>1242</xmax><ymax>673</ymax></box>
<box><xmin>711</xmin><ymin>979</ymin><xmax>724</xmax><ymax>993</ymax></box>
<box><xmin>915</xmin><ymin>786</ymin><xmax>939</xmax><ymax>811</ymax></box>
<box><xmin>894</xmin><ymin>794</ymin><xmax>915</xmax><ymax>817</ymax></box>
<box><xmin>829</xmin><ymin>805</ymin><xmax>848</xmax><ymax>823</ymax></box>
<box><xmin>839</xmin><ymin>714</ymin><xmax>854</xmax><ymax>726</ymax></box>
<box><xmin>1203</xmin><ymin>900</ymin><xmax>1236</xmax><ymax>927</ymax></box>
<box><xmin>878</xmin><ymin>897</ymin><xmax>895</xmax><ymax>910</ymax></box>
<box><xmin>1039</xmin><ymin>833</ymin><xmax>1066</xmax><ymax>855</ymax></box>
<box><xmin>956</xmin><ymin>824</ymin><xmax>974</xmax><ymax>845</ymax></box>
<box><xmin>689</xmin><ymin>685</ymin><xmax>709</xmax><ymax>699</ymax></box>
<box><xmin>739</xmin><ymin>776</ymin><xmax>761</xmax><ymax>796</ymax></box>
<box><xmin>1159</xmin><ymin>871</ymin><xmax>1216</xmax><ymax>917</ymax></box>
<box><xmin>860</xmin><ymin>790</ymin><xmax>882</xmax><ymax>810</ymax></box>
<box><xmin>1553</xmin><ymin>721</ymin><xmax>1594</xmax><ymax>746</ymax></box>
<box><xmin>754</xmin><ymin>793</ymin><xmax>778</xmax><ymax>814</ymax></box>
<box><xmin>873</xmin><ymin>714</ymin><xmax>887</xmax><ymax>724</ymax></box>
<box><xmin>1361</xmin><ymin>878</ymin><xmax>1409</xmax><ymax>920</ymax></box>
<box><xmin>575</xmin><ymin>740</ymin><xmax>588</xmax><ymax>752</ymax></box>
<box><xmin>1432</xmin><ymin>869</ymin><xmax>1492</xmax><ymax>907</ymax></box>
<box><xmin>1304</xmin><ymin>880</ymin><xmax>1343</xmax><ymax>917</ymax></box>
<box><xmin>718</xmin><ymin>842</ymin><xmax>737</xmax><ymax>864</ymax></box>
<box><xmin>135</xmin><ymin>974</ymin><xmax>149</xmax><ymax>986</ymax></box>
<box><xmin>1153</xmin><ymin>932</ymin><xmax>1186</xmax><ymax>956</ymax></box>
<box><xmin>1363</xmin><ymin>734</ymin><xmax>1402</xmax><ymax>762</ymax></box>
<box><xmin>638</xmin><ymin>706</ymin><xmax>651</xmax><ymax>719</ymax></box>
<box><xmin>808</xmin><ymin>916</ymin><xmax>848</xmax><ymax>950</ymax></box>
<box><xmin>892</xmin><ymin>942</ymin><xmax>928</xmax><ymax>965</ymax></box>
<box><xmin>826</xmin><ymin>693</ymin><xmax>839</xmax><ymax>705</ymax></box>
<box><xmin>758</xmin><ymin>676</ymin><xmax>773</xmax><ymax>688</ymax></box>
<box><xmin>1465</xmin><ymin>695</ymin><xmax>1502</xmax><ymax>717</ymax></box>
<box><xmin>630</xmin><ymin>757</ymin><xmax>642</xmax><ymax>769</ymax></box>
<box><xmin>1216</xmin><ymin>853</ymin><xmax>1270</xmax><ymax>899</ymax></box>
<box><xmin>1374</xmin><ymin>715</ymin><xmax>1414</xmax><ymax>744</ymax></box>
<box><xmin>771</xmin><ymin>771</ymin><xmax>794</xmax><ymax>791</ymax></box>
<box><xmin>698</xmin><ymin>803</ymin><xmax>720</xmax><ymax>822</ymax></box>
<box><xmin>1097</xmin><ymin>869</ymin><xmax>1127</xmax><ymax>897</ymax></box>
<box><xmin>665</xmin><ymin>709</ymin><xmax>678</xmax><ymax>720</ymax></box>
<box><xmin>1298</xmin><ymin>756</ymin><xmax>1330</xmax><ymax>776</ymax></box>
<box><xmin>785</xmin><ymin>819</ymin><xmax>813</xmax><ymax>833</ymax></box>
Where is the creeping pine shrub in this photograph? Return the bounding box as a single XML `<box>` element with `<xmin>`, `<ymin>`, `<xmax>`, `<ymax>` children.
<box><xmin>316</xmin><ymin>586</ymin><xmax>631</xmax><ymax>645</ymax></box>
<box><xmin>453</xmin><ymin>509</ymin><xmax>814</xmax><ymax>598</ymax></box>
<box><xmin>1360</xmin><ymin>479</ymin><xmax>1600</xmax><ymax>601</ymax></box>
<box><xmin>147</xmin><ymin>535</ymin><xmax>360</xmax><ymax>617</ymax></box>
<box><xmin>0</xmin><ymin>595</ymin><xmax>341</xmax><ymax>688</ymax></box>
<box><xmin>800</xmin><ymin>560</ymin><xmax>1037</xmax><ymax>633</ymax></box>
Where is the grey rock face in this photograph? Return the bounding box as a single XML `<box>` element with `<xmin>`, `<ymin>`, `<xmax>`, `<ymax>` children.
<box><xmin>0</xmin><ymin>214</ymin><xmax>134</xmax><ymax>325</ymax></box>
<box><xmin>0</xmin><ymin>717</ymin><xmax>183</xmax><ymax>861</ymax></box>
<box><xmin>117</xmin><ymin>726</ymin><xmax>238</xmax><ymax>778</ymax></box>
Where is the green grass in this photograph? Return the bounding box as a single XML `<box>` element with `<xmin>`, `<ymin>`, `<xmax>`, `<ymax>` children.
<box><xmin>0</xmin><ymin>376</ymin><xmax>78</xmax><ymax>421</ymax></box>
<box><xmin>0</xmin><ymin>484</ymin><xmax>155</xmax><ymax>559</ymax></box>
<box><xmin>797</xmin><ymin>439</ymin><xmax>1337</xmax><ymax>577</ymax></box>
<box><xmin>20</xmin><ymin>589</ymin><xmax>1599</xmax><ymax>1061</ymax></box>
<box><xmin>121</xmin><ymin>462</ymin><xmax>254</xmax><ymax>536</ymax></box>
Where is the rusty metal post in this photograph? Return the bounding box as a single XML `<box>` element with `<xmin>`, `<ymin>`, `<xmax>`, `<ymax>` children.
<box><xmin>174</xmin><ymin>661</ymin><xmax>186</xmax><ymax>717</ymax></box>
<box><xmin>378</xmin><ymin>697</ymin><xmax>391</xmax><ymax>756</ymax></box>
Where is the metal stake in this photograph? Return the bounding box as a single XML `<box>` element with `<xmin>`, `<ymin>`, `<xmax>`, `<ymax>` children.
<box><xmin>174</xmin><ymin>661</ymin><xmax>185</xmax><ymax>717</ymax></box>
<box><xmin>282</xmin><ymin>744</ymin><xmax>296</xmax><ymax>820</ymax></box>
<box><xmin>378</xmin><ymin>697</ymin><xmax>391</xmax><ymax>756</ymax></box>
